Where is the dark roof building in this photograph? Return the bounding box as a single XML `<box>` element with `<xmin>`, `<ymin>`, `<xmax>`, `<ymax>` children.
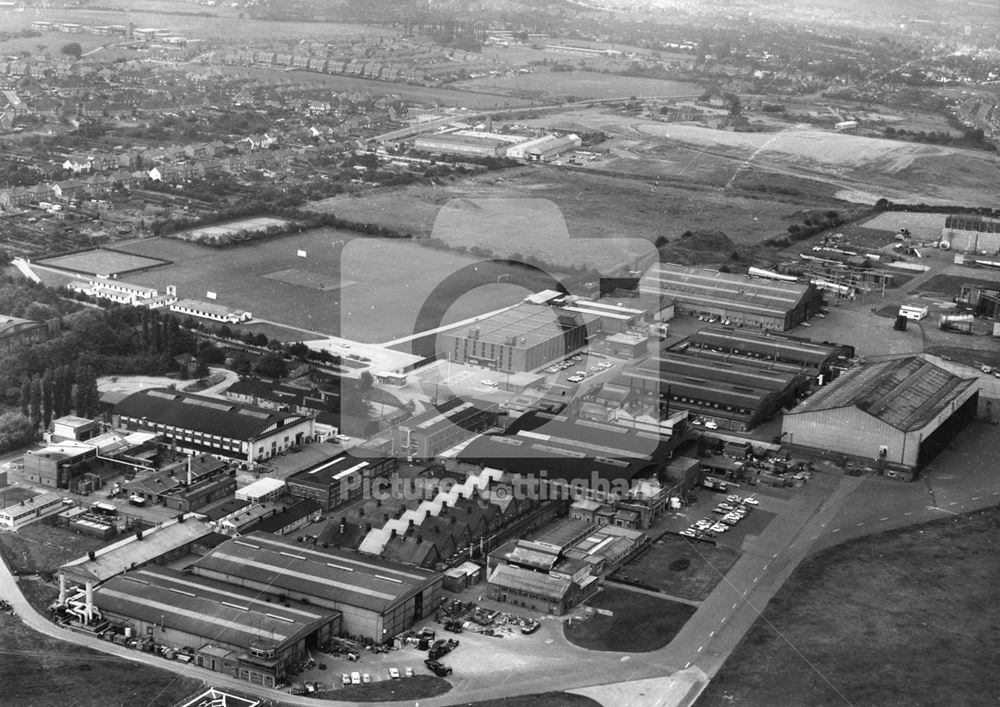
<box><xmin>687</xmin><ymin>326</ymin><xmax>854</xmax><ymax>376</ymax></box>
<box><xmin>389</xmin><ymin>397</ymin><xmax>500</xmax><ymax>460</ymax></box>
<box><xmin>783</xmin><ymin>355</ymin><xmax>979</xmax><ymax>472</ymax></box>
<box><xmin>94</xmin><ymin>566</ymin><xmax>341</xmax><ymax>689</ymax></box>
<box><xmin>620</xmin><ymin>352</ymin><xmax>806</xmax><ymax>432</ymax></box>
<box><xmin>640</xmin><ymin>263</ymin><xmax>823</xmax><ymax>331</ymax></box>
<box><xmin>112</xmin><ymin>388</ymin><xmax>314</xmax><ymax>463</ymax></box>
<box><xmin>189</xmin><ymin>531</ymin><xmax>442</xmax><ymax>642</ymax></box>
<box><xmin>285</xmin><ymin>451</ymin><xmax>397</xmax><ymax>512</ymax></box>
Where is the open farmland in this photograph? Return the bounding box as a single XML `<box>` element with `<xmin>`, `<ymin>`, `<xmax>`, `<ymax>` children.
<box><xmin>698</xmin><ymin>508</ymin><xmax>1000</xmax><ymax>707</ymax></box>
<box><xmin>513</xmin><ymin>107</ymin><xmax>1000</xmax><ymax>206</ymax></box>
<box><xmin>95</xmin><ymin>233</ymin><xmax>543</xmax><ymax>344</ymax></box>
<box><xmin>309</xmin><ymin>167</ymin><xmax>837</xmax><ymax>261</ymax></box>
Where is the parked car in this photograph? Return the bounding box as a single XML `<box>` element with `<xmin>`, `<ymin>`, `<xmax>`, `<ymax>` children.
<box><xmin>480</xmin><ymin>379</ymin><xmax>497</xmax><ymax>387</ymax></box>
<box><xmin>350</xmin><ymin>672</ymin><xmax>361</xmax><ymax>685</ymax></box>
<box><xmin>742</xmin><ymin>497</ymin><xmax>760</xmax><ymax>506</ymax></box>
<box><xmin>405</xmin><ymin>667</ymin><xmax>414</xmax><ymax>677</ymax></box>
<box><xmin>389</xmin><ymin>668</ymin><xmax>400</xmax><ymax>679</ymax></box>
<box><xmin>704</xmin><ymin>420</ymin><xmax>719</xmax><ymax>429</ymax></box>
<box><xmin>362</xmin><ymin>673</ymin><xmax>371</xmax><ymax>684</ymax></box>
<box><xmin>520</xmin><ymin>619</ymin><xmax>541</xmax><ymax>635</ymax></box>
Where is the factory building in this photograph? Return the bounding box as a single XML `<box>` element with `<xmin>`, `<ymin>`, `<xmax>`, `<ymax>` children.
<box><xmin>619</xmin><ymin>352</ymin><xmax>806</xmax><ymax>432</ymax></box>
<box><xmin>413</xmin><ymin>133</ymin><xmax>509</xmax><ymax>158</ymax></box>
<box><xmin>687</xmin><ymin>326</ymin><xmax>854</xmax><ymax>380</ymax></box>
<box><xmin>639</xmin><ymin>263</ymin><xmax>823</xmax><ymax>330</ymax></box>
<box><xmin>189</xmin><ymin>532</ymin><xmax>443</xmax><ymax>643</ymax></box>
<box><xmin>285</xmin><ymin>450</ymin><xmax>397</xmax><ymax>511</ymax></box>
<box><xmin>939</xmin><ymin>214</ymin><xmax>1000</xmax><ymax>253</ymax></box>
<box><xmin>782</xmin><ymin>355</ymin><xmax>978</xmax><ymax>474</ymax></box>
<box><xmin>113</xmin><ymin>388</ymin><xmax>314</xmax><ymax>463</ymax></box>
<box><xmin>441</xmin><ymin>302</ymin><xmax>601</xmax><ymax>373</ymax></box>
<box><xmin>389</xmin><ymin>397</ymin><xmax>500</xmax><ymax>461</ymax></box>
<box><xmin>94</xmin><ymin>566</ymin><xmax>341</xmax><ymax>688</ymax></box>
<box><xmin>505</xmin><ymin>133</ymin><xmax>582</xmax><ymax>161</ymax></box>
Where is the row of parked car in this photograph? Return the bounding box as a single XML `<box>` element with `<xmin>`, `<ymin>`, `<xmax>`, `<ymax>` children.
<box><xmin>680</xmin><ymin>495</ymin><xmax>759</xmax><ymax>540</ymax></box>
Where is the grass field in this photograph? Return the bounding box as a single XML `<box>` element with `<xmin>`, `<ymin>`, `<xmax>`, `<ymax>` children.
<box><xmin>515</xmin><ymin>107</ymin><xmax>1000</xmax><ymax>206</ymax></box>
<box><xmin>861</xmin><ymin>212</ymin><xmax>949</xmax><ymax>240</ymax></box>
<box><xmin>698</xmin><ymin>507</ymin><xmax>1000</xmax><ymax>707</ymax></box>
<box><xmin>309</xmin><ymin>167</ymin><xmax>832</xmax><ymax>259</ymax></box>
<box><xmin>37</xmin><ymin>249</ymin><xmax>168</xmax><ymax>276</ymax></box>
<box><xmin>110</xmin><ymin>233</ymin><xmax>541</xmax><ymax>344</ymax></box>
<box><xmin>611</xmin><ymin>536</ymin><xmax>740</xmax><ymax>602</ymax></box>
<box><xmin>315</xmin><ymin>675</ymin><xmax>450</xmax><ymax>702</ymax></box>
<box><xmin>0</xmin><ymin>520</ymin><xmax>109</xmax><ymax>577</ymax></box>
<box><xmin>456</xmin><ymin>693</ymin><xmax>602</xmax><ymax>707</ymax></box>
<box><xmin>0</xmin><ymin>612</ymin><xmax>202</xmax><ymax>707</ymax></box>
<box><xmin>563</xmin><ymin>586</ymin><xmax>696</xmax><ymax>652</ymax></box>
<box><xmin>452</xmin><ymin>71</ymin><xmax>702</xmax><ymax>101</ymax></box>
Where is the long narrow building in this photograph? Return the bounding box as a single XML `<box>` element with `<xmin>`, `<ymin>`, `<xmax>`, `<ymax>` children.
<box><xmin>640</xmin><ymin>264</ymin><xmax>823</xmax><ymax>330</ymax></box>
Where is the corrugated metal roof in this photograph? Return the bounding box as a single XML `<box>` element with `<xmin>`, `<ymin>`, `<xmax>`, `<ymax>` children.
<box><xmin>94</xmin><ymin>566</ymin><xmax>334</xmax><ymax>650</ymax></box>
<box><xmin>787</xmin><ymin>355</ymin><xmax>977</xmax><ymax>431</ymax></box>
<box><xmin>488</xmin><ymin>564</ymin><xmax>572</xmax><ymax>598</ymax></box>
<box><xmin>190</xmin><ymin>532</ymin><xmax>439</xmax><ymax>614</ymax></box>
<box><xmin>114</xmin><ymin>388</ymin><xmax>308</xmax><ymax>442</ymax></box>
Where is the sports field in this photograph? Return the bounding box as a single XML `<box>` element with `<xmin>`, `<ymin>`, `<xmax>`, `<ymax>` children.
<box><xmin>110</xmin><ymin>232</ymin><xmax>542</xmax><ymax>344</ymax></box>
<box><xmin>36</xmin><ymin>249</ymin><xmax>169</xmax><ymax>276</ymax></box>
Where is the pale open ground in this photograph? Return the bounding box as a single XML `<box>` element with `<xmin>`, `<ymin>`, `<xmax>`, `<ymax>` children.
<box><xmin>181</xmin><ymin>217</ymin><xmax>290</xmax><ymax>242</ymax></box>
<box><xmin>860</xmin><ymin>212</ymin><xmax>949</xmax><ymax>241</ymax></box>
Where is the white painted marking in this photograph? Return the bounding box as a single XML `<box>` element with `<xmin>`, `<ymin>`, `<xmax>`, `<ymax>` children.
<box><xmin>972</xmin><ymin>497</ymin><xmax>980</xmax><ymax>501</ymax></box>
<box><xmin>832</xmin><ymin>528</ymin><xmax>841</xmax><ymax>533</ymax></box>
<box><xmin>753</xmin><ymin>577</ymin><xmax>758</xmax><ymax>583</ymax></box>
<box><xmin>732</xmin><ymin>603</ymin><xmax>738</xmax><ymax>609</ymax></box>
<box><xmin>698</xmin><ymin>646</ymin><xmax>704</xmax><ymax>652</ymax></box>
<box><xmin>949</xmin><ymin>502</ymin><xmax>959</xmax><ymax>506</ymax></box>
<box><xmin>685</xmin><ymin>662</ymin><xmax>691</xmax><ymax>669</ymax></box>
<box><xmin>710</xmin><ymin>631</ymin><xmax>715</xmax><ymax>637</ymax></box>
<box><xmin>856</xmin><ymin>522</ymin><xmax>865</xmax><ymax>527</ymax></box>
<box><xmin>904</xmin><ymin>512</ymin><xmax>912</xmax><ymax>516</ymax></box>
<box><xmin>880</xmin><ymin>517</ymin><xmax>889</xmax><ymax>521</ymax></box>
<box><xmin>763</xmin><ymin>564</ymin><xmax>768</xmax><ymax>570</ymax></box>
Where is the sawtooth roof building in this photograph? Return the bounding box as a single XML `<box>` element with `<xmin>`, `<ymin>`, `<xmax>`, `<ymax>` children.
<box><xmin>112</xmin><ymin>388</ymin><xmax>314</xmax><ymax>463</ymax></box>
<box><xmin>188</xmin><ymin>531</ymin><xmax>442</xmax><ymax>643</ymax></box>
<box><xmin>782</xmin><ymin>355</ymin><xmax>978</xmax><ymax>473</ymax></box>
<box><xmin>639</xmin><ymin>263</ymin><xmax>823</xmax><ymax>331</ymax></box>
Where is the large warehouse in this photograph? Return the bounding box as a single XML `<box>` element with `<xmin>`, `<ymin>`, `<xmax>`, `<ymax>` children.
<box><xmin>782</xmin><ymin>355</ymin><xmax>978</xmax><ymax>472</ymax></box>
<box><xmin>639</xmin><ymin>263</ymin><xmax>823</xmax><ymax>330</ymax></box>
<box><xmin>113</xmin><ymin>388</ymin><xmax>314</xmax><ymax>463</ymax></box>
<box><xmin>189</xmin><ymin>532</ymin><xmax>443</xmax><ymax>643</ymax></box>
<box><xmin>686</xmin><ymin>326</ymin><xmax>854</xmax><ymax>378</ymax></box>
<box><xmin>441</xmin><ymin>302</ymin><xmax>601</xmax><ymax>372</ymax></box>
<box><xmin>94</xmin><ymin>566</ymin><xmax>341</xmax><ymax>688</ymax></box>
<box><xmin>620</xmin><ymin>351</ymin><xmax>806</xmax><ymax>431</ymax></box>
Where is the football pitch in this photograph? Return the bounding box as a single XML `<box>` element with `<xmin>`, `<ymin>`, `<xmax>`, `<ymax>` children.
<box><xmin>111</xmin><ymin>231</ymin><xmax>539</xmax><ymax>344</ymax></box>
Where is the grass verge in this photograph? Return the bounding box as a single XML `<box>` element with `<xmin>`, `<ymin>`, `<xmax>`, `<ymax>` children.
<box><xmin>698</xmin><ymin>507</ymin><xmax>1000</xmax><ymax>706</ymax></box>
<box><xmin>563</xmin><ymin>585</ymin><xmax>696</xmax><ymax>652</ymax></box>
<box><xmin>315</xmin><ymin>674</ymin><xmax>450</xmax><ymax>702</ymax></box>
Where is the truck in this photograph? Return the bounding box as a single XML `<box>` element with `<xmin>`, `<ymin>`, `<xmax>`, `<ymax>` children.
<box><xmin>701</xmin><ymin>477</ymin><xmax>729</xmax><ymax>493</ymax></box>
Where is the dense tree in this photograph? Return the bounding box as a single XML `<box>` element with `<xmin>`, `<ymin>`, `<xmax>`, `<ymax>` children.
<box><xmin>254</xmin><ymin>352</ymin><xmax>287</xmax><ymax>380</ymax></box>
<box><xmin>28</xmin><ymin>376</ymin><xmax>41</xmax><ymax>430</ymax></box>
<box><xmin>74</xmin><ymin>365</ymin><xmax>99</xmax><ymax>418</ymax></box>
<box><xmin>19</xmin><ymin>378</ymin><xmax>30</xmax><ymax>418</ymax></box>
<box><xmin>0</xmin><ymin>412</ymin><xmax>36</xmax><ymax>452</ymax></box>
<box><xmin>60</xmin><ymin>42</ymin><xmax>82</xmax><ymax>59</ymax></box>
<box><xmin>41</xmin><ymin>369</ymin><xmax>53</xmax><ymax>429</ymax></box>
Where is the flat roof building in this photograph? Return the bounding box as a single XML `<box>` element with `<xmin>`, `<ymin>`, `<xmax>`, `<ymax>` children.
<box><xmin>640</xmin><ymin>263</ymin><xmax>823</xmax><ymax>331</ymax></box>
<box><xmin>413</xmin><ymin>132</ymin><xmax>508</xmax><ymax>158</ymax></box>
<box><xmin>113</xmin><ymin>388</ymin><xmax>314</xmax><ymax>463</ymax></box>
<box><xmin>189</xmin><ymin>532</ymin><xmax>442</xmax><ymax>643</ymax></box>
<box><xmin>389</xmin><ymin>397</ymin><xmax>500</xmax><ymax>461</ymax></box>
<box><xmin>442</xmin><ymin>303</ymin><xmax>601</xmax><ymax>373</ymax></box>
<box><xmin>285</xmin><ymin>451</ymin><xmax>396</xmax><ymax>512</ymax></box>
<box><xmin>783</xmin><ymin>355</ymin><xmax>978</xmax><ymax>472</ymax></box>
